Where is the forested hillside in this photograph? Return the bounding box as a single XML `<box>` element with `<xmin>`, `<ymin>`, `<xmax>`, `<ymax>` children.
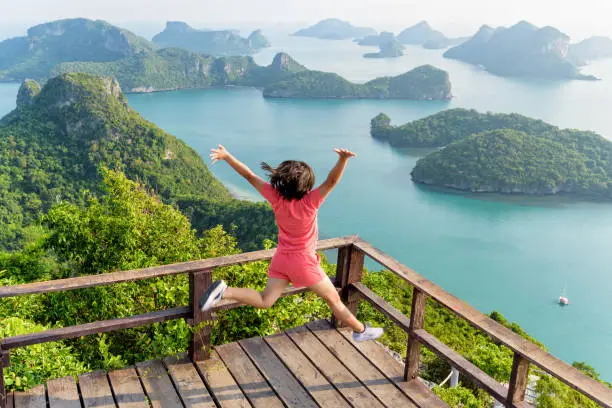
<box><xmin>0</xmin><ymin>73</ymin><xmax>274</xmax><ymax>250</ymax></box>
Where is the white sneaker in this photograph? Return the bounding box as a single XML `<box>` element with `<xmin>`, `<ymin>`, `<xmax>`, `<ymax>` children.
<box><xmin>199</xmin><ymin>280</ymin><xmax>227</xmax><ymax>312</ymax></box>
<box><xmin>352</xmin><ymin>324</ymin><xmax>384</xmax><ymax>342</ymax></box>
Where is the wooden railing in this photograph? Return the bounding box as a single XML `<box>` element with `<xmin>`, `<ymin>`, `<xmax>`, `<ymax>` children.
<box><xmin>0</xmin><ymin>237</ymin><xmax>610</xmax><ymax>408</ymax></box>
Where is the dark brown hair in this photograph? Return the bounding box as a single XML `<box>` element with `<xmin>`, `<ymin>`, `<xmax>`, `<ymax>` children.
<box><xmin>261</xmin><ymin>160</ymin><xmax>315</xmax><ymax>201</ymax></box>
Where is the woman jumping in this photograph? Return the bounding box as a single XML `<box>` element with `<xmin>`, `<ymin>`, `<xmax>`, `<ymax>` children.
<box><xmin>199</xmin><ymin>145</ymin><xmax>383</xmax><ymax>342</ymax></box>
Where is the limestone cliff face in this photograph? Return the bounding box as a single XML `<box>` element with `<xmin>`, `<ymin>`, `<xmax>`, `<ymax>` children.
<box><xmin>26</xmin><ymin>18</ymin><xmax>152</xmax><ymax>59</ymax></box>
<box><xmin>270</xmin><ymin>52</ymin><xmax>307</xmax><ymax>72</ymax></box>
<box><xmin>27</xmin><ymin>74</ymin><xmax>127</xmax><ymax>142</ymax></box>
<box><xmin>16</xmin><ymin>79</ymin><xmax>41</xmax><ymax>107</ymax></box>
<box><xmin>533</xmin><ymin>26</ymin><xmax>570</xmax><ymax>58</ymax></box>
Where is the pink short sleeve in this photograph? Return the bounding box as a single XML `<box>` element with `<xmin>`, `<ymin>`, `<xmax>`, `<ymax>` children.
<box><xmin>260</xmin><ymin>182</ymin><xmax>279</xmax><ymax>205</ymax></box>
<box><xmin>305</xmin><ymin>187</ymin><xmax>325</xmax><ymax>209</ymax></box>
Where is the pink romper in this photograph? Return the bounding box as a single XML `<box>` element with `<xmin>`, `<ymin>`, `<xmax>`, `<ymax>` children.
<box><xmin>260</xmin><ymin>183</ymin><xmax>327</xmax><ymax>288</ymax></box>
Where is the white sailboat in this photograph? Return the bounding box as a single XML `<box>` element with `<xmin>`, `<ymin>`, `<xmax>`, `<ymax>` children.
<box><xmin>559</xmin><ymin>282</ymin><xmax>569</xmax><ymax>306</ymax></box>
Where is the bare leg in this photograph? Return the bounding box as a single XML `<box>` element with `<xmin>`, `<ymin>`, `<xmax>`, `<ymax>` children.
<box><xmin>308</xmin><ymin>277</ymin><xmax>365</xmax><ymax>333</ymax></box>
<box><xmin>223</xmin><ymin>278</ymin><xmax>289</xmax><ymax>309</ymax></box>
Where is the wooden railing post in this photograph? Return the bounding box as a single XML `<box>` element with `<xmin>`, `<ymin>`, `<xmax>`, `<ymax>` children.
<box><xmin>0</xmin><ymin>346</ymin><xmax>8</xmax><ymax>408</ymax></box>
<box><xmin>188</xmin><ymin>269</ymin><xmax>213</xmax><ymax>361</ymax></box>
<box><xmin>333</xmin><ymin>245</ymin><xmax>365</xmax><ymax>328</ymax></box>
<box><xmin>405</xmin><ymin>288</ymin><xmax>427</xmax><ymax>380</ymax></box>
<box><xmin>507</xmin><ymin>352</ymin><xmax>530</xmax><ymax>406</ymax></box>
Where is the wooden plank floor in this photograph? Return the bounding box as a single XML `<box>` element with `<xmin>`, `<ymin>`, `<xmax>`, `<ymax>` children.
<box><xmin>10</xmin><ymin>320</ymin><xmax>447</xmax><ymax>408</ymax></box>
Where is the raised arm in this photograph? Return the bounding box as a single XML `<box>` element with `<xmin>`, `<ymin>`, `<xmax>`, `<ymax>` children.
<box><xmin>318</xmin><ymin>148</ymin><xmax>357</xmax><ymax>200</ymax></box>
<box><xmin>210</xmin><ymin>145</ymin><xmax>266</xmax><ymax>192</ymax></box>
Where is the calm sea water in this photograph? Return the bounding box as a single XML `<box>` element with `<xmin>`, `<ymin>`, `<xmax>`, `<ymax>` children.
<box><xmin>1</xmin><ymin>34</ymin><xmax>611</xmax><ymax>380</ymax></box>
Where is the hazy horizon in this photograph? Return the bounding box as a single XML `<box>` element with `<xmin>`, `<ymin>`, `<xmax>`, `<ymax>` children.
<box><xmin>1</xmin><ymin>0</ymin><xmax>611</xmax><ymax>42</ymax></box>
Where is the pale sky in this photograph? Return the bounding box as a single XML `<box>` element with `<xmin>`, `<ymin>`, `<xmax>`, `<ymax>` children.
<box><xmin>1</xmin><ymin>0</ymin><xmax>611</xmax><ymax>41</ymax></box>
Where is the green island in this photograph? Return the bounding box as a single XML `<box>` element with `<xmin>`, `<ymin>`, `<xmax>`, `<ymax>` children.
<box><xmin>569</xmin><ymin>36</ymin><xmax>612</xmax><ymax>65</ymax></box>
<box><xmin>263</xmin><ymin>65</ymin><xmax>451</xmax><ymax>99</ymax></box>
<box><xmin>371</xmin><ymin>108</ymin><xmax>612</xmax><ymax>198</ymax></box>
<box><xmin>363</xmin><ymin>33</ymin><xmax>405</xmax><ymax>59</ymax></box>
<box><xmin>371</xmin><ymin>108</ymin><xmax>554</xmax><ymax>147</ymax></box>
<box><xmin>397</xmin><ymin>21</ymin><xmax>458</xmax><ymax>49</ymax></box>
<box><xmin>0</xmin><ymin>73</ymin><xmax>609</xmax><ymax>408</ymax></box>
<box><xmin>0</xmin><ymin>18</ymin><xmax>153</xmax><ymax>82</ymax></box>
<box><xmin>152</xmin><ymin>21</ymin><xmax>270</xmax><ymax>56</ymax></box>
<box><xmin>357</xmin><ymin>23</ymin><xmax>465</xmax><ymax>51</ymax></box>
<box><xmin>444</xmin><ymin>21</ymin><xmax>597</xmax><ymax>80</ymax></box>
<box><xmin>356</xmin><ymin>31</ymin><xmax>397</xmax><ymax>46</ymax></box>
<box><xmin>293</xmin><ymin>18</ymin><xmax>376</xmax><ymax>40</ymax></box>
<box><xmin>0</xmin><ymin>18</ymin><xmax>451</xmax><ymax>100</ymax></box>
<box><xmin>58</xmin><ymin>52</ymin><xmax>451</xmax><ymax>99</ymax></box>
<box><xmin>52</xmin><ymin>49</ymin><xmax>307</xmax><ymax>93</ymax></box>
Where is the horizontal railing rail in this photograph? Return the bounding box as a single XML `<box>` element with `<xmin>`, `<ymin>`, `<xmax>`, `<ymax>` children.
<box><xmin>0</xmin><ymin>236</ymin><xmax>609</xmax><ymax>408</ymax></box>
<box><xmin>1</xmin><ymin>285</ymin><xmax>316</xmax><ymax>351</ymax></box>
<box><xmin>0</xmin><ymin>236</ymin><xmax>354</xmax><ymax>299</ymax></box>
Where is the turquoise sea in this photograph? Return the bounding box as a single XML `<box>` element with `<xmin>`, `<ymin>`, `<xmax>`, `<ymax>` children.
<box><xmin>1</xmin><ymin>33</ymin><xmax>611</xmax><ymax>381</ymax></box>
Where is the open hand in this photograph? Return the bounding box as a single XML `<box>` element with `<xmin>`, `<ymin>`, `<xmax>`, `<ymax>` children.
<box><xmin>334</xmin><ymin>148</ymin><xmax>357</xmax><ymax>159</ymax></box>
<box><xmin>210</xmin><ymin>144</ymin><xmax>230</xmax><ymax>165</ymax></box>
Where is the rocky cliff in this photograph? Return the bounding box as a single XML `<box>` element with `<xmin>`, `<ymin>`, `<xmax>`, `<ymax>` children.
<box><xmin>16</xmin><ymin>79</ymin><xmax>41</xmax><ymax>107</ymax></box>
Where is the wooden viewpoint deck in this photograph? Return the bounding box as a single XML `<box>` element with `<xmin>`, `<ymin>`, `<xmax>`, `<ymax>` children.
<box><xmin>3</xmin><ymin>237</ymin><xmax>610</xmax><ymax>408</ymax></box>
<box><xmin>7</xmin><ymin>320</ymin><xmax>446</xmax><ymax>408</ymax></box>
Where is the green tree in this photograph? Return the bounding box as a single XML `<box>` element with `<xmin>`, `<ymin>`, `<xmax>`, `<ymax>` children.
<box><xmin>0</xmin><ymin>317</ymin><xmax>87</xmax><ymax>391</ymax></box>
<box><xmin>36</xmin><ymin>169</ymin><xmax>237</xmax><ymax>369</ymax></box>
<box><xmin>433</xmin><ymin>385</ymin><xmax>483</xmax><ymax>408</ymax></box>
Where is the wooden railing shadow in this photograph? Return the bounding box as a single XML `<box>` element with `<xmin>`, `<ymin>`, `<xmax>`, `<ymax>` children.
<box><xmin>0</xmin><ymin>236</ymin><xmax>610</xmax><ymax>408</ymax></box>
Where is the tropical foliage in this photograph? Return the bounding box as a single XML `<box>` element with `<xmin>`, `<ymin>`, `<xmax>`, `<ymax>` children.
<box><xmin>0</xmin><ymin>169</ymin><xmax>327</xmax><ymax>390</ymax></box>
<box><xmin>411</xmin><ymin>129</ymin><xmax>612</xmax><ymax>196</ymax></box>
